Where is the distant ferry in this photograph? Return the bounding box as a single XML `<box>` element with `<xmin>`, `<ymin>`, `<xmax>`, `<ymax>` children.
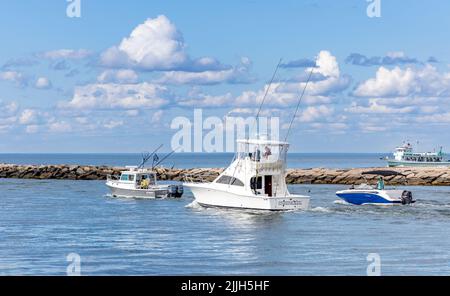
<box><xmin>386</xmin><ymin>142</ymin><xmax>450</xmax><ymax>167</ymax></box>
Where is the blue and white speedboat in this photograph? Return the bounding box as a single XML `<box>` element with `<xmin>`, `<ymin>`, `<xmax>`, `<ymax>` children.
<box><xmin>336</xmin><ymin>171</ymin><xmax>415</xmax><ymax>206</ymax></box>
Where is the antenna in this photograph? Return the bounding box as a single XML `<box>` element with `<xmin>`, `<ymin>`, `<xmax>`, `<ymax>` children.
<box><xmin>284</xmin><ymin>66</ymin><xmax>315</xmax><ymax>142</ymax></box>
<box><xmin>138</xmin><ymin>144</ymin><xmax>163</xmax><ymax>168</ymax></box>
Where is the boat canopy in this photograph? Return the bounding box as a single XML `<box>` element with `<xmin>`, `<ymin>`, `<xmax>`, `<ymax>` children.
<box><xmin>236</xmin><ymin>139</ymin><xmax>289</xmax><ymax>146</ymax></box>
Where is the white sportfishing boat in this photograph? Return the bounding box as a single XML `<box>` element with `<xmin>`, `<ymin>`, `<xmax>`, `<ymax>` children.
<box><xmin>106</xmin><ymin>167</ymin><xmax>183</xmax><ymax>199</ymax></box>
<box><xmin>386</xmin><ymin>142</ymin><xmax>450</xmax><ymax>167</ymax></box>
<box><xmin>184</xmin><ymin>138</ymin><xmax>310</xmax><ymax>211</ymax></box>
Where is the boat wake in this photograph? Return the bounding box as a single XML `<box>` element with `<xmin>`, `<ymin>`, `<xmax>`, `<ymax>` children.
<box><xmin>309</xmin><ymin>206</ymin><xmax>332</xmax><ymax>213</ymax></box>
<box><xmin>185</xmin><ymin>200</ymin><xmax>202</xmax><ymax>209</ymax></box>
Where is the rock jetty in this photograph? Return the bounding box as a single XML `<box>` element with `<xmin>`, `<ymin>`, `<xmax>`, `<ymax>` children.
<box><xmin>0</xmin><ymin>164</ymin><xmax>449</xmax><ymax>186</ymax></box>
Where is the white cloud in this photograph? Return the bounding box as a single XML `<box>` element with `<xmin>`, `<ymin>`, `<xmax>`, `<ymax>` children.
<box><xmin>48</xmin><ymin>121</ymin><xmax>72</xmax><ymax>133</ymax></box>
<box><xmin>19</xmin><ymin>109</ymin><xmax>38</xmax><ymax>125</ymax></box>
<box><xmin>0</xmin><ymin>71</ymin><xmax>27</xmax><ymax>86</ymax></box>
<box><xmin>0</xmin><ymin>101</ymin><xmax>18</xmax><ymax>115</ymax></box>
<box><xmin>179</xmin><ymin>92</ymin><xmax>233</xmax><ymax>107</ymax></box>
<box><xmin>416</xmin><ymin>112</ymin><xmax>450</xmax><ymax>123</ymax></box>
<box><xmin>97</xmin><ymin>69</ymin><xmax>139</xmax><ymax>84</ymax></box>
<box><xmin>298</xmin><ymin>105</ymin><xmax>334</xmax><ymax>122</ymax></box>
<box><xmin>62</xmin><ymin>82</ymin><xmax>170</xmax><ymax>110</ymax></box>
<box><xmin>75</xmin><ymin>117</ymin><xmax>89</xmax><ymax>124</ymax></box>
<box><xmin>353</xmin><ymin>65</ymin><xmax>450</xmax><ymax>97</ymax></box>
<box><xmin>229</xmin><ymin>51</ymin><xmax>350</xmax><ymax>108</ymax></box>
<box><xmin>346</xmin><ymin>100</ymin><xmax>415</xmax><ymax>114</ymax></box>
<box><xmin>25</xmin><ymin>125</ymin><xmax>39</xmax><ymax>134</ymax></box>
<box><xmin>101</xmin><ymin>15</ymin><xmax>187</xmax><ymax>70</ymax></box>
<box><xmin>158</xmin><ymin>68</ymin><xmax>239</xmax><ymax>85</ymax></box>
<box><xmin>103</xmin><ymin>120</ymin><xmax>124</xmax><ymax>129</ymax></box>
<box><xmin>359</xmin><ymin>124</ymin><xmax>388</xmax><ymax>133</ymax></box>
<box><xmin>314</xmin><ymin>50</ymin><xmax>340</xmax><ymax>77</ymax></box>
<box><xmin>35</xmin><ymin>77</ymin><xmax>52</xmax><ymax>89</ymax></box>
<box><xmin>157</xmin><ymin>57</ymin><xmax>254</xmax><ymax>85</ymax></box>
<box><xmin>125</xmin><ymin>109</ymin><xmax>140</xmax><ymax>117</ymax></box>
<box><xmin>100</xmin><ymin>15</ymin><xmax>230</xmax><ymax>75</ymax></box>
<box><xmin>39</xmin><ymin>49</ymin><xmax>92</xmax><ymax>60</ymax></box>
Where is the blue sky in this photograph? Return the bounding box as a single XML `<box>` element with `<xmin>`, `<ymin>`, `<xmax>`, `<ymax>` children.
<box><xmin>1</xmin><ymin>0</ymin><xmax>450</xmax><ymax>153</ymax></box>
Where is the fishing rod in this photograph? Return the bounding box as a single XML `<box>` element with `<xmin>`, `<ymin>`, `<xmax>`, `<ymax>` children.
<box><xmin>284</xmin><ymin>66</ymin><xmax>315</xmax><ymax>142</ymax></box>
<box><xmin>138</xmin><ymin>144</ymin><xmax>163</xmax><ymax>168</ymax></box>
<box><xmin>255</xmin><ymin>58</ymin><xmax>283</xmax><ymax>123</ymax></box>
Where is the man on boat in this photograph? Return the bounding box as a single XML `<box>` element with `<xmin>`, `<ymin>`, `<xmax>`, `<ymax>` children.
<box><xmin>263</xmin><ymin>146</ymin><xmax>272</xmax><ymax>159</ymax></box>
<box><xmin>377</xmin><ymin>176</ymin><xmax>385</xmax><ymax>190</ymax></box>
<box><xmin>140</xmin><ymin>175</ymin><xmax>150</xmax><ymax>189</ymax></box>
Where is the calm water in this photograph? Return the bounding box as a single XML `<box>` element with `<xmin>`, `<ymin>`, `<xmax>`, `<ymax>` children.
<box><xmin>1</xmin><ymin>178</ymin><xmax>449</xmax><ymax>275</ymax></box>
<box><xmin>0</xmin><ymin>153</ymin><xmax>390</xmax><ymax>168</ymax></box>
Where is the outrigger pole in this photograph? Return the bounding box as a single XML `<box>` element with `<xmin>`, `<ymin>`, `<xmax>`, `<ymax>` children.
<box><xmin>152</xmin><ymin>147</ymin><xmax>181</xmax><ymax>169</ymax></box>
<box><xmin>138</xmin><ymin>144</ymin><xmax>164</xmax><ymax>169</ymax></box>
<box><xmin>284</xmin><ymin>66</ymin><xmax>315</xmax><ymax>142</ymax></box>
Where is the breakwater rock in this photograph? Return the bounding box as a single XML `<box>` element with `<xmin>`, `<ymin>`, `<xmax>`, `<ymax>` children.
<box><xmin>0</xmin><ymin>164</ymin><xmax>449</xmax><ymax>186</ymax></box>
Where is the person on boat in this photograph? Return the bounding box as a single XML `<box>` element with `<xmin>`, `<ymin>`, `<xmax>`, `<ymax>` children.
<box><xmin>377</xmin><ymin>176</ymin><xmax>385</xmax><ymax>190</ymax></box>
<box><xmin>140</xmin><ymin>175</ymin><xmax>149</xmax><ymax>189</ymax></box>
<box><xmin>263</xmin><ymin>146</ymin><xmax>272</xmax><ymax>159</ymax></box>
<box><xmin>253</xmin><ymin>148</ymin><xmax>261</xmax><ymax>162</ymax></box>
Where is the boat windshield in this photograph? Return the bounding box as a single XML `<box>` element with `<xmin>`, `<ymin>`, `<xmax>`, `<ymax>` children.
<box><xmin>120</xmin><ymin>174</ymin><xmax>135</xmax><ymax>181</ymax></box>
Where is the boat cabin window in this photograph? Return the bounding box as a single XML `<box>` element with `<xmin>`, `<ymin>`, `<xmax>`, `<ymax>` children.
<box><xmin>120</xmin><ymin>174</ymin><xmax>134</xmax><ymax>181</ymax></box>
<box><xmin>216</xmin><ymin>175</ymin><xmax>244</xmax><ymax>186</ymax></box>
<box><xmin>250</xmin><ymin>176</ymin><xmax>262</xmax><ymax>190</ymax></box>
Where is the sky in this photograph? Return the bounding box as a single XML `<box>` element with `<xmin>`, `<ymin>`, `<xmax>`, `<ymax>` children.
<box><xmin>0</xmin><ymin>0</ymin><xmax>449</xmax><ymax>153</ymax></box>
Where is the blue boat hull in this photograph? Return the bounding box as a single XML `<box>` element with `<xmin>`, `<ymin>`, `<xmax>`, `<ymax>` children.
<box><xmin>336</xmin><ymin>192</ymin><xmax>401</xmax><ymax>205</ymax></box>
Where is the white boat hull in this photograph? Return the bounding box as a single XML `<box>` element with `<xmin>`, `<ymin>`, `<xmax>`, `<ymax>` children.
<box><xmin>387</xmin><ymin>160</ymin><xmax>450</xmax><ymax>167</ymax></box>
<box><xmin>106</xmin><ymin>183</ymin><xmax>169</xmax><ymax>199</ymax></box>
<box><xmin>185</xmin><ymin>183</ymin><xmax>309</xmax><ymax>211</ymax></box>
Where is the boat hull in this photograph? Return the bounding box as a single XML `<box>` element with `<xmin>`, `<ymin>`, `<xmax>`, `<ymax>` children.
<box><xmin>106</xmin><ymin>182</ymin><xmax>183</xmax><ymax>199</ymax></box>
<box><xmin>106</xmin><ymin>183</ymin><xmax>168</xmax><ymax>198</ymax></box>
<box><xmin>336</xmin><ymin>189</ymin><xmax>406</xmax><ymax>205</ymax></box>
<box><xmin>185</xmin><ymin>183</ymin><xmax>309</xmax><ymax>211</ymax></box>
<box><xmin>387</xmin><ymin>160</ymin><xmax>450</xmax><ymax>167</ymax></box>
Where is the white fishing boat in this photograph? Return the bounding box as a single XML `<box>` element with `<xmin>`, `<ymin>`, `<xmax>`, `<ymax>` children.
<box><xmin>336</xmin><ymin>170</ymin><xmax>415</xmax><ymax>205</ymax></box>
<box><xmin>106</xmin><ymin>167</ymin><xmax>183</xmax><ymax>199</ymax></box>
<box><xmin>184</xmin><ymin>138</ymin><xmax>310</xmax><ymax>211</ymax></box>
<box><xmin>386</xmin><ymin>142</ymin><xmax>450</xmax><ymax>167</ymax></box>
<box><xmin>106</xmin><ymin>147</ymin><xmax>183</xmax><ymax>199</ymax></box>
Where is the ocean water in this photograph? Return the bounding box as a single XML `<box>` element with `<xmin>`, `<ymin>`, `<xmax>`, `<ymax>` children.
<box><xmin>0</xmin><ymin>153</ymin><xmax>390</xmax><ymax>168</ymax></box>
<box><xmin>0</xmin><ymin>178</ymin><xmax>449</xmax><ymax>275</ymax></box>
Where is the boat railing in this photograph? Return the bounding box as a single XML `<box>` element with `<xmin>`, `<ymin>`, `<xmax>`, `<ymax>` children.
<box><xmin>250</xmin><ymin>159</ymin><xmax>284</xmax><ymax>171</ymax></box>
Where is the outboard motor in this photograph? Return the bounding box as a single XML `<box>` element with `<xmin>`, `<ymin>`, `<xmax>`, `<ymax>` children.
<box><xmin>167</xmin><ymin>185</ymin><xmax>183</xmax><ymax>198</ymax></box>
<box><xmin>176</xmin><ymin>185</ymin><xmax>184</xmax><ymax>197</ymax></box>
<box><xmin>401</xmin><ymin>190</ymin><xmax>414</xmax><ymax>205</ymax></box>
